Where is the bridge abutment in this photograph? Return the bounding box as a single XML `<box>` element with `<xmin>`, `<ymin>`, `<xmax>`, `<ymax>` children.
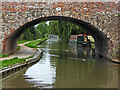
<box><xmin>0</xmin><ymin>32</ymin><xmax>3</xmax><ymax>54</ymax></box>
<box><xmin>3</xmin><ymin>37</ymin><xmax>17</xmax><ymax>55</ymax></box>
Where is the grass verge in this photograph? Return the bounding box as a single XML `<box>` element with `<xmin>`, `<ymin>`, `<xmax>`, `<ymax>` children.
<box><xmin>0</xmin><ymin>37</ymin><xmax>49</xmax><ymax>68</ymax></box>
<box><xmin>25</xmin><ymin>37</ymin><xmax>49</xmax><ymax>48</ymax></box>
<box><xmin>0</xmin><ymin>54</ymin><xmax>9</xmax><ymax>58</ymax></box>
<box><xmin>1</xmin><ymin>57</ymin><xmax>26</xmax><ymax>68</ymax></box>
<box><xmin>0</xmin><ymin>55</ymin><xmax>34</xmax><ymax>68</ymax></box>
<box><xmin>17</xmin><ymin>46</ymin><xmax>21</xmax><ymax>50</ymax></box>
<box><xmin>18</xmin><ymin>40</ymin><xmax>32</xmax><ymax>44</ymax></box>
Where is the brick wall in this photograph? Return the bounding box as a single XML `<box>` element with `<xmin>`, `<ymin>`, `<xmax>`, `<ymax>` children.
<box><xmin>0</xmin><ymin>2</ymin><xmax>119</xmax><ymax>60</ymax></box>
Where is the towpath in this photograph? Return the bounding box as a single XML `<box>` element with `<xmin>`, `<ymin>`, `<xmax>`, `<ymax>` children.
<box><xmin>0</xmin><ymin>39</ymin><xmax>41</xmax><ymax>61</ymax></box>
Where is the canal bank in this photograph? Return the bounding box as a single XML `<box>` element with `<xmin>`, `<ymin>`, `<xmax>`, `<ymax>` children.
<box><xmin>1</xmin><ymin>48</ymin><xmax>43</xmax><ymax>78</ymax></box>
<box><xmin>1</xmin><ymin>38</ymin><xmax>118</xmax><ymax>88</ymax></box>
<box><xmin>0</xmin><ymin>38</ymin><xmax>48</xmax><ymax>78</ymax></box>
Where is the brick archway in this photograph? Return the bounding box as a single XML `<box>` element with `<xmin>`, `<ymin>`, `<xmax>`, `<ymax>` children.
<box><xmin>0</xmin><ymin>2</ymin><xmax>119</xmax><ymax>60</ymax></box>
<box><xmin>2</xmin><ymin>16</ymin><xmax>109</xmax><ymax>58</ymax></box>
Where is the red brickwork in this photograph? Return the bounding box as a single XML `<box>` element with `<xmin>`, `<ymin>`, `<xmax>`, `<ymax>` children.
<box><xmin>0</xmin><ymin>2</ymin><xmax>119</xmax><ymax>60</ymax></box>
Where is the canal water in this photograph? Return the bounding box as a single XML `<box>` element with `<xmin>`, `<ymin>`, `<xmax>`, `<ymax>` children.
<box><xmin>2</xmin><ymin>38</ymin><xmax>118</xmax><ymax>88</ymax></box>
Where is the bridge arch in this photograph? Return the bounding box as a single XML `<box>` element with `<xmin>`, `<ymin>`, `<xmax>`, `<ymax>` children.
<box><xmin>1</xmin><ymin>2</ymin><xmax>119</xmax><ymax>61</ymax></box>
<box><xmin>4</xmin><ymin>16</ymin><xmax>109</xmax><ymax>58</ymax></box>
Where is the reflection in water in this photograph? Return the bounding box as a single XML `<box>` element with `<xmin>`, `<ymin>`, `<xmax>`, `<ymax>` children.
<box><xmin>2</xmin><ymin>38</ymin><xmax>118</xmax><ymax>88</ymax></box>
<box><xmin>69</xmin><ymin>44</ymin><xmax>92</xmax><ymax>60</ymax></box>
<box><xmin>24</xmin><ymin>52</ymin><xmax>56</xmax><ymax>88</ymax></box>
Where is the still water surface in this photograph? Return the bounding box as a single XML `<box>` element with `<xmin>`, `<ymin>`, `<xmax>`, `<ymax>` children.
<box><xmin>2</xmin><ymin>38</ymin><xmax>118</xmax><ymax>88</ymax></box>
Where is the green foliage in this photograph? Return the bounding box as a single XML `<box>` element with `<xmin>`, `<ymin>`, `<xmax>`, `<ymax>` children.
<box><xmin>0</xmin><ymin>54</ymin><xmax>9</xmax><ymax>58</ymax></box>
<box><xmin>18</xmin><ymin>40</ymin><xmax>30</xmax><ymax>44</ymax></box>
<box><xmin>18</xmin><ymin>34</ymin><xmax>25</xmax><ymax>40</ymax></box>
<box><xmin>17</xmin><ymin>46</ymin><xmax>21</xmax><ymax>50</ymax></box>
<box><xmin>0</xmin><ymin>55</ymin><xmax>34</xmax><ymax>68</ymax></box>
<box><xmin>1</xmin><ymin>57</ymin><xmax>26</xmax><ymax>68</ymax></box>
<box><xmin>18</xmin><ymin>23</ymin><xmax>49</xmax><ymax>41</ymax></box>
<box><xmin>49</xmin><ymin>20</ymin><xmax>86</xmax><ymax>39</ymax></box>
<box><xmin>35</xmin><ymin>28</ymin><xmax>42</xmax><ymax>39</ymax></box>
<box><xmin>49</xmin><ymin>21</ymin><xmax>59</xmax><ymax>35</ymax></box>
<box><xmin>18</xmin><ymin>29</ymin><xmax>34</xmax><ymax>41</ymax></box>
<box><xmin>36</xmin><ymin>22</ymin><xmax>49</xmax><ymax>38</ymax></box>
<box><xmin>18</xmin><ymin>20</ymin><xmax>87</xmax><ymax>44</ymax></box>
<box><xmin>24</xmin><ymin>29</ymin><xmax>34</xmax><ymax>40</ymax></box>
<box><xmin>25</xmin><ymin>37</ymin><xmax>49</xmax><ymax>48</ymax></box>
<box><xmin>26</xmin><ymin>55</ymin><xmax>34</xmax><ymax>59</ymax></box>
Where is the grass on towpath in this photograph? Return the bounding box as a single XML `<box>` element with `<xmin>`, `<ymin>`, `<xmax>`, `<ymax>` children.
<box><xmin>0</xmin><ymin>54</ymin><xmax>9</xmax><ymax>58</ymax></box>
<box><xmin>25</xmin><ymin>37</ymin><xmax>49</xmax><ymax>48</ymax></box>
<box><xmin>0</xmin><ymin>46</ymin><xmax>20</xmax><ymax>58</ymax></box>
<box><xmin>1</xmin><ymin>55</ymin><xmax>34</xmax><ymax>68</ymax></box>
<box><xmin>18</xmin><ymin>40</ymin><xmax>32</xmax><ymax>44</ymax></box>
<box><xmin>1</xmin><ymin>57</ymin><xmax>26</xmax><ymax>68</ymax></box>
<box><xmin>17</xmin><ymin>46</ymin><xmax>21</xmax><ymax>50</ymax></box>
<box><xmin>0</xmin><ymin>37</ymin><xmax>49</xmax><ymax>68</ymax></box>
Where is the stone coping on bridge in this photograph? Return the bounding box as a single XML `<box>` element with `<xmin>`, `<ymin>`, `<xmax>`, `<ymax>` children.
<box><xmin>1</xmin><ymin>0</ymin><xmax>119</xmax><ymax>2</ymax></box>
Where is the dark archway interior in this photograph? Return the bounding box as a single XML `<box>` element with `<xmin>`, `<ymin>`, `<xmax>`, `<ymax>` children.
<box><xmin>6</xmin><ymin>16</ymin><xmax>109</xmax><ymax>57</ymax></box>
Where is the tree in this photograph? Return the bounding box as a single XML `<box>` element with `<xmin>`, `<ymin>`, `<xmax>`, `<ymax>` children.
<box><xmin>49</xmin><ymin>21</ymin><xmax>59</xmax><ymax>35</ymax></box>
<box><xmin>36</xmin><ymin>22</ymin><xmax>49</xmax><ymax>38</ymax></box>
<box><xmin>23</xmin><ymin>29</ymin><xmax>34</xmax><ymax>40</ymax></box>
<box><xmin>18</xmin><ymin>20</ymin><xmax>87</xmax><ymax>42</ymax></box>
<box><xmin>18</xmin><ymin>28</ymin><xmax>34</xmax><ymax>40</ymax></box>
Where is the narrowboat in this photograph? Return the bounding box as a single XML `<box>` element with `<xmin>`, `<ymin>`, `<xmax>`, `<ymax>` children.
<box><xmin>69</xmin><ymin>34</ymin><xmax>91</xmax><ymax>47</ymax></box>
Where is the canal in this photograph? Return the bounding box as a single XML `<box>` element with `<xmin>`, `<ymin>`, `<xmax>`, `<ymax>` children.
<box><xmin>2</xmin><ymin>38</ymin><xmax>118</xmax><ymax>88</ymax></box>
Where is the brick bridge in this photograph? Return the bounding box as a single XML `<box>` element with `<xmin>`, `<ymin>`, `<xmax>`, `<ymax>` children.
<box><xmin>0</xmin><ymin>1</ymin><xmax>119</xmax><ymax>61</ymax></box>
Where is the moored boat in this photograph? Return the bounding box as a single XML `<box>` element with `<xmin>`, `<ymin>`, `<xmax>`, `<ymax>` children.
<box><xmin>69</xmin><ymin>34</ymin><xmax>91</xmax><ymax>47</ymax></box>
